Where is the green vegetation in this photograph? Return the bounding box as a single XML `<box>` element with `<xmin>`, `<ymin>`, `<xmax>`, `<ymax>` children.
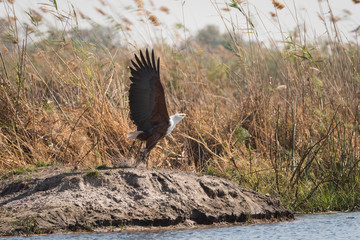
<box><xmin>10</xmin><ymin>167</ymin><xmax>38</xmax><ymax>175</ymax></box>
<box><xmin>85</xmin><ymin>169</ymin><xmax>101</xmax><ymax>179</ymax></box>
<box><xmin>0</xmin><ymin>1</ymin><xmax>359</xmax><ymax>213</ymax></box>
<box><xmin>1</xmin><ymin>167</ymin><xmax>38</xmax><ymax>179</ymax></box>
<box><xmin>35</xmin><ymin>161</ymin><xmax>54</xmax><ymax>167</ymax></box>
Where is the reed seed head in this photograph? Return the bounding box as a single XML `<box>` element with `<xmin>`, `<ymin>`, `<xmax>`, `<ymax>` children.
<box><xmin>136</xmin><ymin>0</ymin><xmax>143</xmax><ymax>9</ymax></box>
<box><xmin>149</xmin><ymin>14</ymin><xmax>160</xmax><ymax>26</ymax></box>
<box><xmin>160</xmin><ymin>6</ymin><xmax>170</xmax><ymax>14</ymax></box>
<box><xmin>272</xmin><ymin>0</ymin><xmax>285</xmax><ymax>10</ymax></box>
<box><xmin>95</xmin><ymin>8</ymin><xmax>106</xmax><ymax>16</ymax></box>
<box><xmin>270</xmin><ymin>12</ymin><xmax>277</xmax><ymax>17</ymax></box>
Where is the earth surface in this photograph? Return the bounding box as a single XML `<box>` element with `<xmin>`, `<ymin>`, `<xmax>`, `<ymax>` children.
<box><xmin>0</xmin><ymin>166</ymin><xmax>293</xmax><ymax>236</ymax></box>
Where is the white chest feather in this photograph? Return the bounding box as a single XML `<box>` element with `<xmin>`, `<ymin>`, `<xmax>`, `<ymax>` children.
<box><xmin>166</xmin><ymin>118</ymin><xmax>176</xmax><ymax>136</ymax></box>
<box><xmin>166</xmin><ymin>114</ymin><xmax>185</xmax><ymax>136</ymax></box>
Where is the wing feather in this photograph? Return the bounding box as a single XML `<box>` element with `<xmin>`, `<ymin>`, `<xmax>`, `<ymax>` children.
<box><xmin>151</xmin><ymin>49</ymin><xmax>156</xmax><ymax>71</ymax></box>
<box><xmin>134</xmin><ymin>54</ymin><xmax>144</xmax><ymax>69</ymax></box>
<box><xmin>139</xmin><ymin>50</ymin><xmax>147</xmax><ymax>68</ymax></box>
<box><xmin>128</xmin><ymin>49</ymin><xmax>170</xmax><ymax>132</ymax></box>
<box><xmin>130</xmin><ymin>60</ymin><xmax>138</xmax><ymax>70</ymax></box>
<box><xmin>146</xmin><ymin>49</ymin><xmax>152</xmax><ymax>69</ymax></box>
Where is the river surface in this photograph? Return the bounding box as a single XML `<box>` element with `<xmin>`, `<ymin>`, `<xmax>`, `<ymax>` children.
<box><xmin>2</xmin><ymin>212</ymin><xmax>360</xmax><ymax>240</ymax></box>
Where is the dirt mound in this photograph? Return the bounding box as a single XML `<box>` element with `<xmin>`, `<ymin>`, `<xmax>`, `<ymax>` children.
<box><xmin>0</xmin><ymin>167</ymin><xmax>293</xmax><ymax>236</ymax></box>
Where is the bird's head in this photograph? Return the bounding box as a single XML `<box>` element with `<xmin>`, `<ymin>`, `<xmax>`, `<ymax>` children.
<box><xmin>171</xmin><ymin>113</ymin><xmax>188</xmax><ymax>124</ymax></box>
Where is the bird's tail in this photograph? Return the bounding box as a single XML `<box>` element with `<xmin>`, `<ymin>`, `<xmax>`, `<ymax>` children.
<box><xmin>127</xmin><ymin>131</ymin><xmax>143</xmax><ymax>140</ymax></box>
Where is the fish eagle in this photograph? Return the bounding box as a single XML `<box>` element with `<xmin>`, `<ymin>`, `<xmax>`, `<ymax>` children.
<box><xmin>127</xmin><ymin>49</ymin><xmax>187</xmax><ymax>161</ymax></box>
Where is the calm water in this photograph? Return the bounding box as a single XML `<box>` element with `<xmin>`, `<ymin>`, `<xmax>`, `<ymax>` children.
<box><xmin>2</xmin><ymin>212</ymin><xmax>360</xmax><ymax>240</ymax></box>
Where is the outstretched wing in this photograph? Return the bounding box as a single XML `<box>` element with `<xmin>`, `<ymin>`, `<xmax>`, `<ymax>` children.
<box><xmin>129</xmin><ymin>49</ymin><xmax>170</xmax><ymax>131</ymax></box>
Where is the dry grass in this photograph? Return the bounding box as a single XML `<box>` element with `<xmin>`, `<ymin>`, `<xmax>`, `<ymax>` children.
<box><xmin>0</xmin><ymin>1</ymin><xmax>359</xmax><ymax>212</ymax></box>
<box><xmin>272</xmin><ymin>0</ymin><xmax>285</xmax><ymax>10</ymax></box>
<box><xmin>0</xmin><ymin>46</ymin><xmax>130</xmax><ymax>168</ymax></box>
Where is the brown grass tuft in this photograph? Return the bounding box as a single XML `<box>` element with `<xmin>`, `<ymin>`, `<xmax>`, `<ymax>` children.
<box><xmin>29</xmin><ymin>9</ymin><xmax>43</xmax><ymax>22</ymax></box>
<box><xmin>2</xmin><ymin>44</ymin><xmax>9</xmax><ymax>54</ymax></box>
<box><xmin>78</xmin><ymin>11</ymin><xmax>86</xmax><ymax>19</ymax></box>
<box><xmin>135</xmin><ymin>0</ymin><xmax>143</xmax><ymax>9</ymax></box>
<box><xmin>148</xmin><ymin>14</ymin><xmax>160</xmax><ymax>26</ymax></box>
<box><xmin>270</xmin><ymin>11</ymin><xmax>277</xmax><ymax>17</ymax></box>
<box><xmin>95</xmin><ymin>7</ymin><xmax>106</xmax><ymax>16</ymax></box>
<box><xmin>39</xmin><ymin>6</ymin><xmax>52</xmax><ymax>13</ymax></box>
<box><xmin>353</xmin><ymin>0</ymin><xmax>360</xmax><ymax>3</ymax></box>
<box><xmin>330</xmin><ymin>16</ymin><xmax>341</xmax><ymax>23</ymax></box>
<box><xmin>122</xmin><ymin>17</ymin><xmax>133</xmax><ymax>25</ymax></box>
<box><xmin>272</xmin><ymin>0</ymin><xmax>285</xmax><ymax>10</ymax></box>
<box><xmin>9</xmin><ymin>16</ymin><xmax>17</xmax><ymax>21</ymax></box>
<box><xmin>159</xmin><ymin>6</ymin><xmax>170</xmax><ymax>14</ymax></box>
<box><xmin>342</xmin><ymin>9</ymin><xmax>351</xmax><ymax>15</ymax></box>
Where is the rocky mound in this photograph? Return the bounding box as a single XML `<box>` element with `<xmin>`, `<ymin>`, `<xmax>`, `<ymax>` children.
<box><xmin>0</xmin><ymin>166</ymin><xmax>293</xmax><ymax>236</ymax></box>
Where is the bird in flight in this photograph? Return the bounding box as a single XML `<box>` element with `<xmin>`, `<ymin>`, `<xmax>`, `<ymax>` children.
<box><xmin>127</xmin><ymin>49</ymin><xmax>187</xmax><ymax>163</ymax></box>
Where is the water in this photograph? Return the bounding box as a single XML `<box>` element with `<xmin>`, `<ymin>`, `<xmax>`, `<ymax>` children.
<box><xmin>2</xmin><ymin>212</ymin><xmax>360</xmax><ymax>240</ymax></box>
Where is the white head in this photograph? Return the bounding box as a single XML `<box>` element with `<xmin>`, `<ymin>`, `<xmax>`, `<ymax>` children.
<box><xmin>166</xmin><ymin>113</ymin><xmax>188</xmax><ymax>136</ymax></box>
<box><xmin>171</xmin><ymin>113</ymin><xmax>188</xmax><ymax>124</ymax></box>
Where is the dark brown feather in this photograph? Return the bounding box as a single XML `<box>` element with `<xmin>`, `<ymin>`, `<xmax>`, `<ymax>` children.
<box><xmin>128</xmin><ymin>49</ymin><xmax>170</xmax><ymax>153</ymax></box>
